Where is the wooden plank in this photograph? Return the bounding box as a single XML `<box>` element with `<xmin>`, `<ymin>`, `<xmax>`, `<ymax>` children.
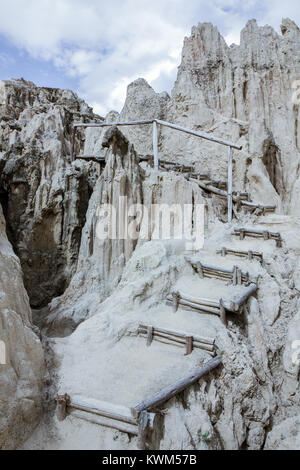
<box><xmin>167</xmin><ymin>293</ymin><xmax>232</xmax><ymax>313</ymax></box>
<box><xmin>134</xmin><ymin>357</ymin><xmax>222</xmax><ymax>413</ymax></box>
<box><xmin>191</xmin><ymin>179</ymin><xmax>276</xmax><ymax>212</ymax></box>
<box><xmin>230</xmin><ymin>283</ymin><xmax>258</xmax><ymax>312</ymax></box>
<box><xmin>138</xmin><ymin>331</ymin><xmax>215</xmax><ymax>353</ymax></box>
<box><xmin>216</xmin><ymin>248</ymin><xmax>263</xmax><ymax>263</ymax></box>
<box><xmin>233</xmin><ymin>228</ymin><xmax>280</xmax><ymax>238</ymax></box>
<box><xmin>75</xmin><ymin>155</ymin><xmax>106</xmax><ymax>163</ymax></box>
<box><xmin>167</xmin><ymin>293</ymin><xmax>219</xmax><ymax>309</ymax></box>
<box><xmin>69</xmin><ymin>398</ymin><xmax>137</xmax><ymax>425</ymax></box>
<box><xmin>69</xmin><ymin>409</ymin><xmax>138</xmax><ymax>435</ymax></box>
<box><xmin>172</xmin><ymin>298</ymin><xmax>220</xmax><ymax>315</ymax></box>
<box><xmin>138</xmin><ymin>324</ymin><xmax>215</xmax><ymax>345</ymax></box>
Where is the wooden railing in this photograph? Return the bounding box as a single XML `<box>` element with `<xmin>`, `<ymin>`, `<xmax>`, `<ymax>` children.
<box><xmin>72</xmin><ymin>119</ymin><xmax>242</xmax><ymax>222</ymax></box>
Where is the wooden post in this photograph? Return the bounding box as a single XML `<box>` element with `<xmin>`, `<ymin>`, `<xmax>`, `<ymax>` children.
<box><xmin>172</xmin><ymin>291</ymin><xmax>180</xmax><ymax>313</ymax></box>
<box><xmin>185</xmin><ymin>336</ymin><xmax>193</xmax><ymax>356</ymax></box>
<box><xmin>146</xmin><ymin>326</ymin><xmax>154</xmax><ymax>347</ymax></box>
<box><xmin>228</xmin><ymin>146</ymin><xmax>233</xmax><ymax>223</ymax></box>
<box><xmin>196</xmin><ymin>261</ymin><xmax>204</xmax><ymax>278</ymax></box>
<box><xmin>153</xmin><ymin>121</ymin><xmax>159</xmax><ymax>170</ymax></box>
<box><xmin>219</xmin><ymin>299</ymin><xmax>227</xmax><ymax>327</ymax></box>
<box><xmin>56</xmin><ymin>394</ymin><xmax>70</xmax><ymax>421</ymax></box>
<box><xmin>248</xmin><ymin>250</ymin><xmax>253</xmax><ymax>261</ymax></box>
<box><xmin>237</xmin><ymin>268</ymin><xmax>242</xmax><ymax>286</ymax></box>
<box><xmin>232</xmin><ymin>266</ymin><xmax>238</xmax><ymax>286</ymax></box>
<box><xmin>137</xmin><ymin>411</ymin><xmax>156</xmax><ymax>450</ymax></box>
<box><xmin>221</xmin><ymin>247</ymin><xmax>227</xmax><ymax>257</ymax></box>
<box><xmin>71</xmin><ymin>127</ymin><xmax>76</xmax><ymax>162</ymax></box>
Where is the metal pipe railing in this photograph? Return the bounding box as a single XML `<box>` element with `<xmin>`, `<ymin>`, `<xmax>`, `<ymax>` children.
<box><xmin>72</xmin><ymin>118</ymin><xmax>242</xmax><ymax>222</ymax></box>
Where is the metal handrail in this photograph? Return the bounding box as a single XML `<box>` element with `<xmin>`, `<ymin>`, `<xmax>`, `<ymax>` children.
<box><xmin>72</xmin><ymin>118</ymin><xmax>242</xmax><ymax>222</ymax></box>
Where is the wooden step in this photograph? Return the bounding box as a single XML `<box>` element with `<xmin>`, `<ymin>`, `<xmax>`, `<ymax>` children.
<box><xmin>56</xmin><ymin>394</ymin><xmax>139</xmax><ymax>435</ymax></box>
<box><xmin>232</xmin><ymin>227</ymin><xmax>282</xmax><ymax>247</ymax></box>
<box><xmin>216</xmin><ymin>247</ymin><xmax>263</xmax><ymax>264</ymax></box>
<box><xmin>186</xmin><ymin>258</ymin><xmax>253</xmax><ymax>286</ymax></box>
<box><xmin>138</xmin><ymin>324</ymin><xmax>216</xmax><ymax>356</ymax></box>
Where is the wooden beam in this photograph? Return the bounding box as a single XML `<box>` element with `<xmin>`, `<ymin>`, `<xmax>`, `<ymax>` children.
<box><xmin>56</xmin><ymin>394</ymin><xmax>70</xmax><ymax>421</ymax></box>
<box><xmin>216</xmin><ymin>247</ymin><xmax>263</xmax><ymax>263</ymax></box>
<box><xmin>75</xmin><ymin>155</ymin><xmax>106</xmax><ymax>163</ymax></box>
<box><xmin>68</xmin><ymin>398</ymin><xmax>137</xmax><ymax>425</ymax></box>
<box><xmin>138</xmin><ymin>329</ymin><xmax>215</xmax><ymax>354</ymax></box>
<box><xmin>134</xmin><ymin>357</ymin><xmax>222</xmax><ymax>413</ymax></box>
<box><xmin>69</xmin><ymin>409</ymin><xmax>138</xmax><ymax>435</ymax></box>
<box><xmin>233</xmin><ymin>228</ymin><xmax>282</xmax><ymax>246</ymax></box>
<box><xmin>230</xmin><ymin>283</ymin><xmax>258</xmax><ymax>312</ymax></box>
<box><xmin>167</xmin><ymin>298</ymin><xmax>221</xmax><ymax>315</ymax></box>
<box><xmin>155</xmin><ymin>119</ymin><xmax>242</xmax><ymax>150</ymax></box>
<box><xmin>191</xmin><ymin>178</ymin><xmax>276</xmax><ymax>213</ymax></box>
<box><xmin>185</xmin><ymin>336</ymin><xmax>193</xmax><ymax>356</ymax></box>
<box><xmin>73</xmin><ymin>119</ymin><xmax>154</xmax><ymax>128</ymax></box>
<box><xmin>167</xmin><ymin>293</ymin><xmax>220</xmax><ymax>309</ymax></box>
<box><xmin>138</xmin><ymin>324</ymin><xmax>215</xmax><ymax>346</ymax></box>
<box><xmin>73</xmin><ymin>119</ymin><xmax>242</xmax><ymax>149</ymax></box>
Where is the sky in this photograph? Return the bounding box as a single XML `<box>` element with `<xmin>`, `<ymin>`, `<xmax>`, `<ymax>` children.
<box><xmin>0</xmin><ymin>0</ymin><xmax>299</xmax><ymax>116</ymax></box>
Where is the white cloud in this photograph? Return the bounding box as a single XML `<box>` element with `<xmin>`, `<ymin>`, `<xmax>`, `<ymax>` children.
<box><xmin>0</xmin><ymin>52</ymin><xmax>15</xmax><ymax>67</ymax></box>
<box><xmin>0</xmin><ymin>0</ymin><xmax>299</xmax><ymax>114</ymax></box>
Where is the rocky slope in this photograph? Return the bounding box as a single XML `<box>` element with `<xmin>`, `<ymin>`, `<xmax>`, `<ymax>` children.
<box><xmin>1</xmin><ymin>18</ymin><xmax>300</xmax><ymax>450</ymax></box>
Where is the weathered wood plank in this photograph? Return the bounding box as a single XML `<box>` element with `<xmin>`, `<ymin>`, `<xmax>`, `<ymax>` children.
<box><xmin>216</xmin><ymin>247</ymin><xmax>263</xmax><ymax>263</ymax></box>
<box><xmin>138</xmin><ymin>324</ymin><xmax>215</xmax><ymax>345</ymax></box>
<box><xmin>155</xmin><ymin>119</ymin><xmax>242</xmax><ymax>150</ymax></box>
<box><xmin>69</xmin><ymin>409</ymin><xmax>139</xmax><ymax>435</ymax></box>
<box><xmin>134</xmin><ymin>357</ymin><xmax>222</xmax><ymax>413</ymax></box>
<box><xmin>73</xmin><ymin>119</ymin><xmax>154</xmax><ymax>128</ymax></box>
<box><xmin>68</xmin><ymin>398</ymin><xmax>137</xmax><ymax>425</ymax></box>
<box><xmin>138</xmin><ymin>330</ymin><xmax>215</xmax><ymax>353</ymax></box>
<box><xmin>230</xmin><ymin>283</ymin><xmax>258</xmax><ymax>312</ymax></box>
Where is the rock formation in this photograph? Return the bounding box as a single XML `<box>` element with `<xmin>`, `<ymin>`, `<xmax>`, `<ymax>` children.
<box><xmin>1</xmin><ymin>19</ymin><xmax>300</xmax><ymax>450</ymax></box>
<box><xmin>0</xmin><ymin>205</ymin><xmax>44</xmax><ymax>449</ymax></box>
